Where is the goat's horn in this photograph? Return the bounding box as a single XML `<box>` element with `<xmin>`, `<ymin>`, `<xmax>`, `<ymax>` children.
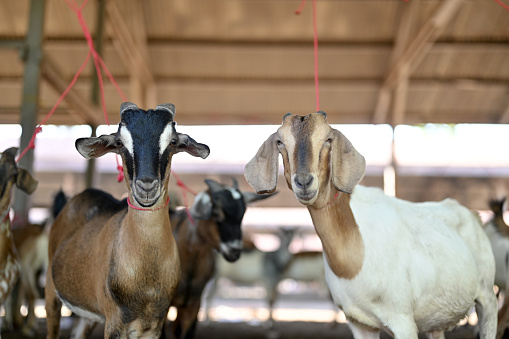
<box><xmin>155</xmin><ymin>103</ymin><xmax>176</xmax><ymax>118</ymax></box>
<box><xmin>317</xmin><ymin>111</ymin><xmax>327</xmax><ymax>119</ymax></box>
<box><xmin>120</xmin><ymin>102</ymin><xmax>139</xmax><ymax>117</ymax></box>
<box><xmin>283</xmin><ymin>112</ymin><xmax>292</xmax><ymax>122</ymax></box>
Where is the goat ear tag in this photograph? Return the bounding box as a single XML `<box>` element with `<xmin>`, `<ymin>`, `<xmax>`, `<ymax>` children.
<box><xmin>16</xmin><ymin>168</ymin><xmax>38</xmax><ymax>194</ymax></box>
<box><xmin>75</xmin><ymin>134</ymin><xmax>118</xmax><ymax>159</ymax></box>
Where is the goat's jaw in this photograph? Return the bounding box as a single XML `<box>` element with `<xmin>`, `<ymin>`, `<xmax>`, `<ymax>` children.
<box><xmin>219</xmin><ymin>240</ymin><xmax>242</xmax><ymax>262</ymax></box>
<box><xmin>290</xmin><ymin>175</ymin><xmax>319</xmax><ymax>206</ymax></box>
<box><xmin>132</xmin><ymin>183</ymin><xmax>162</xmax><ymax>207</ymax></box>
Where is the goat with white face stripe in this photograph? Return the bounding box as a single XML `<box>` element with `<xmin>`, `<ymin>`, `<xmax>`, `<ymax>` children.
<box><xmin>45</xmin><ymin>103</ymin><xmax>210</xmax><ymax>339</ymax></box>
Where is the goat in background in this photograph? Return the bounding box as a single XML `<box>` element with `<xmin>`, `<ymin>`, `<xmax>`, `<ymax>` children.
<box><xmin>164</xmin><ymin>178</ymin><xmax>273</xmax><ymax>339</ymax></box>
<box><xmin>5</xmin><ymin>190</ymin><xmax>68</xmax><ymax>337</ymax></box>
<box><xmin>244</xmin><ymin>112</ymin><xmax>497</xmax><ymax>339</ymax></box>
<box><xmin>483</xmin><ymin>198</ymin><xmax>509</xmax><ymax>338</ymax></box>
<box><xmin>205</xmin><ymin>228</ymin><xmax>295</xmax><ymax>326</ymax></box>
<box><xmin>0</xmin><ymin>147</ymin><xmax>38</xmax><ymax>338</ymax></box>
<box><xmin>45</xmin><ymin>102</ymin><xmax>210</xmax><ymax>339</ymax></box>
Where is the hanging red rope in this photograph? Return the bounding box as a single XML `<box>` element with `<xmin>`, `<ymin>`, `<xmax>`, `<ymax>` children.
<box><xmin>295</xmin><ymin>0</ymin><xmax>320</xmax><ymax>112</ymax></box>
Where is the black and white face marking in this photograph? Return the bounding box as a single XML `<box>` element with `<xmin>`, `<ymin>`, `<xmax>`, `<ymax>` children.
<box><xmin>191</xmin><ymin>180</ymin><xmax>246</xmax><ymax>262</ymax></box>
<box><xmin>116</xmin><ymin>107</ymin><xmax>177</xmax><ymax>207</ymax></box>
<box><xmin>212</xmin><ymin>186</ymin><xmax>245</xmax><ymax>262</ymax></box>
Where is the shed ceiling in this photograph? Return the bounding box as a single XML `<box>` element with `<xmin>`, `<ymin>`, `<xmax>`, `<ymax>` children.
<box><xmin>0</xmin><ymin>0</ymin><xmax>508</xmax><ymax>126</ymax></box>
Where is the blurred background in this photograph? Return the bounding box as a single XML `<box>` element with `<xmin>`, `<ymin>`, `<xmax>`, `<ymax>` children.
<box><xmin>0</xmin><ymin>0</ymin><xmax>508</xmax><ymax>338</ymax></box>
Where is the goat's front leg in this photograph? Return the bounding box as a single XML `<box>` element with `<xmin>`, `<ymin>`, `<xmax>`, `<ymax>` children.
<box><xmin>44</xmin><ymin>266</ymin><xmax>62</xmax><ymax>339</ymax></box>
<box><xmin>171</xmin><ymin>303</ymin><xmax>201</xmax><ymax>339</ymax></box>
<box><xmin>347</xmin><ymin>319</ymin><xmax>381</xmax><ymax>339</ymax></box>
<box><xmin>70</xmin><ymin>317</ymin><xmax>98</xmax><ymax>339</ymax></box>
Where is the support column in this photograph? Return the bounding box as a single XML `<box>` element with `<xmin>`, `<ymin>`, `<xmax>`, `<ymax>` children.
<box><xmin>14</xmin><ymin>0</ymin><xmax>46</xmax><ymax>220</ymax></box>
<box><xmin>85</xmin><ymin>0</ymin><xmax>106</xmax><ymax>188</ymax></box>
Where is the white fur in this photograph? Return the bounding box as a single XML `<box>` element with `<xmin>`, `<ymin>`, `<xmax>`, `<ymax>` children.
<box><xmin>158</xmin><ymin>124</ymin><xmax>173</xmax><ymax>155</ymax></box>
<box><xmin>119</xmin><ymin>126</ymin><xmax>133</xmax><ymax>155</ymax></box>
<box><xmin>323</xmin><ymin>186</ymin><xmax>496</xmax><ymax>337</ymax></box>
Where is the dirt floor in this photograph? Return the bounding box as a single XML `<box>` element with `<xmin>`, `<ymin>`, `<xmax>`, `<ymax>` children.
<box><xmin>1</xmin><ymin>319</ymin><xmax>481</xmax><ymax>339</ymax></box>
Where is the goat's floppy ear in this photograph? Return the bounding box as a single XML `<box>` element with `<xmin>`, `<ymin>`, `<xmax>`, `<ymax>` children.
<box><xmin>75</xmin><ymin>134</ymin><xmax>118</xmax><ymax>159</ymax></box>
<box><xmin>244</xmin><ymin>133</ymin><xmax>279</xmax><ymax>194</ymax></box>
<box><xmin>175</xmin><ymin>133</ymin><xmax>210</xmax><ymax>159</ymax></box>
<box><xmin>190</xmin><ymin>191</ymin><xmax>213</xmax><ymax>220</ymax></box>
<box><xmin>330</xmin><ymin>130</ymin><xmax>366</xmax><ymax>194</ymax></box>
<box><xmin>16</xmin><ymin>168</ymin><xmax>38</xmax><ymax>194</ymax></box>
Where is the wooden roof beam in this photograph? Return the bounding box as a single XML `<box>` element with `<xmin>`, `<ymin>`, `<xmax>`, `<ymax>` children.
<box><xmin>373</xmin><ymin>0</ymin><xmax>465</xmax><ymax>124</ymax></box>
<box><xmin>106</xmin><ymin>0</ymin><xmax>156</xmax><ymax>108</ymax></box>
<box><xmin>41</xmin><ymin>56</ymin><xmax>102</xmax><ymax>126</ymax></box>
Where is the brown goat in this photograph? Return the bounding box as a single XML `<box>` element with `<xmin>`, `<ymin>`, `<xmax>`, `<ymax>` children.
<box><xmin>166</xmin><ymin>178</ymin><xmax>273</xmax><ymax>339</ymax></box>
<box><xmin>45</xmin><ymin>103</ymin><xmax>210</xmax><ymax>339</ymax></box>
<box><xmin>0</xmin><ymin>147</ymin><xmax>38</xmax><ymax>337</ymax></box>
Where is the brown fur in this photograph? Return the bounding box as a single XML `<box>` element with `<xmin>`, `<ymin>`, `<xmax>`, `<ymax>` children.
<box><xmin>46</xmin><ymin>190</ymin><xmax>180</xmax><ymax>339</ymax></box>
<box><xmin>308</xmin><ymin>193</ymin><xmax>364</xmax><ymax>280</ymax></box>
<box><xmin>244</xmin><ymin>113</ymin><xmax>366</xmax><ymax>280</ymax></box>
<box><xmin>168</xmin><ymin>213</ymin><xmax>219</xmax><ymax>339</ymax></box>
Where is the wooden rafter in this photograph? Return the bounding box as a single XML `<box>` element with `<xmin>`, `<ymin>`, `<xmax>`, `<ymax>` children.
<box><xmin>373</xmin><ymin>0</ymin><xmax>465</xmax><ymax>124</ymax></box>
<box><xmin>106</xmin><ymin>0</ymin><xmax>155</xmax><ymax>108</ymax></box>
<box><xmin>41</xmin><ymin>56</ymin><xmax>102</xmax><ymax>126</ymax></box>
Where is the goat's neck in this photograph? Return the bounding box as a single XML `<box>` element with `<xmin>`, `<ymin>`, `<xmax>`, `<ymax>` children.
<box><xmin>0</xmin><ymin>207</ymin><xmax>15</xmax><ymax>264</ymax></box>
<box><xmin>307</xmin><ymin>190</ymin><xmax>364</xmax><ymax>280</ymax></box>
<box><xmin>117</xmin><ymin>196</ymin><xmax>176</xmax><ymax>265</ymax></box>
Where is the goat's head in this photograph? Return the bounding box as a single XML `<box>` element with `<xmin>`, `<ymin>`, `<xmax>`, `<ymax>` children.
<box><xmin>76</xmin><ymin>102</ymin><xmax>210</xmax><ymax>208</ymax></box>
<box><xmin>0</xmin><ymin>147</ymin><xmax>38</xmax><ymax>214</ymax></box>
<box><xmin>244</xmin><ymin>112</ymin><xmax>366</xmax><ymax>207</ymax></box>
<box><xmin>190</xmin><ymin>178</ymin><xmax>273</xmax><ymax>262</ymax></box>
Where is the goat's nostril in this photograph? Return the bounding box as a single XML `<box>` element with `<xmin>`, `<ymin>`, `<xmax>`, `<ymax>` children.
<box><xmin>295</xmin><ymin>174</ymin><xmax>313</xmax><ymax>189</ymax></box>
<box><xmin>136</xmin><ymin>178</ymin><xmax>157</xmax><ymax>192</ymax></box>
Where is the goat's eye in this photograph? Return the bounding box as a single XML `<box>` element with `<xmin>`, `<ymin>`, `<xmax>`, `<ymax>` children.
<box><xmin>170</xmin><ymin>138</ymin><xmax>178</xmax><ymax>147</ymax></box>
<box><xmin>325</xmin><ymin>138</ymin><xmax>332</xmax><ymax>144</ymax></box>
<box><xmin>115</xmin><ymin>139</ymin><xmax>123</xmax><ymax>148</ymax></box>
<box><xmin>276</xmin><ymin>140</ymin><xmax>282</xmax><ymax>146</ymax></box>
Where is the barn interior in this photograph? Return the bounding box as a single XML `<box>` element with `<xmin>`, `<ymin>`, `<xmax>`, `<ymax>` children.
<box><xmin>0</xmin><ymin>0</ymin><xmax>508</xmax><ymax>338</ymax></box>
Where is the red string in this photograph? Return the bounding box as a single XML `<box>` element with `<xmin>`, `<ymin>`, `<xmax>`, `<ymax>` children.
<box><xmin>494</xmin><ymin>0</ymin><xmax>509</xmax><ymax>10</ymax></box>
<box><xmin>17</xmin><ymin>51</ymin><xmax>93</xmax><ymax>163</ymax></box>
<box><xmin>64</xmin><ymin>0</ymin><xmax>127</xmax><ymax>180</ymax></box>
<box><xmin>171</xmin><ymin>170</ymin><xmax>197</xmax><ymax>224</ymax></box>
<box><xmin>295</xmin><ymin>0</ymin><xmax>320</xmax><ymax>112</ymax></box>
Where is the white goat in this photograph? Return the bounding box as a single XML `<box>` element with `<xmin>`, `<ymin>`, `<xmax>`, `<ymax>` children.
<box><xmin>244</xmin><ymin>112</ymin><xmax>497</xmax><ymax>339</ymax></box>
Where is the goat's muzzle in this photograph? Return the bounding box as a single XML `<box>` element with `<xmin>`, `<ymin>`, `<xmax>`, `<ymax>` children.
<box><xmin>133</xmin><ymin>178</ymin><xmax>161</xmax><ymax>207</ymax></box>
<box><xmin>219</xmin><ymin>241</ymin><xmax>242</xmax><ymax>262</ymax></box>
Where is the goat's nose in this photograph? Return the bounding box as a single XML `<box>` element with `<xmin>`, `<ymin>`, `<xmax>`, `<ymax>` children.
<box><xmin>294</xmin><ymin>174</ymin><xmax>313</xmax><ymax>189</ymax></box>
<box><xmin>136</xmin><ymin>178</ymin><xmax>157</xmax><ymax>192</ymax></box>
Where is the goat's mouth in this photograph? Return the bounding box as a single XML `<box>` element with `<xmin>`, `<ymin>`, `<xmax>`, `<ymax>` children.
<box><xmin>219</xmin><ymin>242</ymin><xmax>242</xmax><ymax>262</ymax></box>
<box><xmin>294</xmin><ymin>190</ymin><xmax>318</xmax><ymax>205</ymax></box>
<box><xmin>132</xmin><ymin>188</ymin><xmax>161</xmax><ymax>207</ymax></box>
